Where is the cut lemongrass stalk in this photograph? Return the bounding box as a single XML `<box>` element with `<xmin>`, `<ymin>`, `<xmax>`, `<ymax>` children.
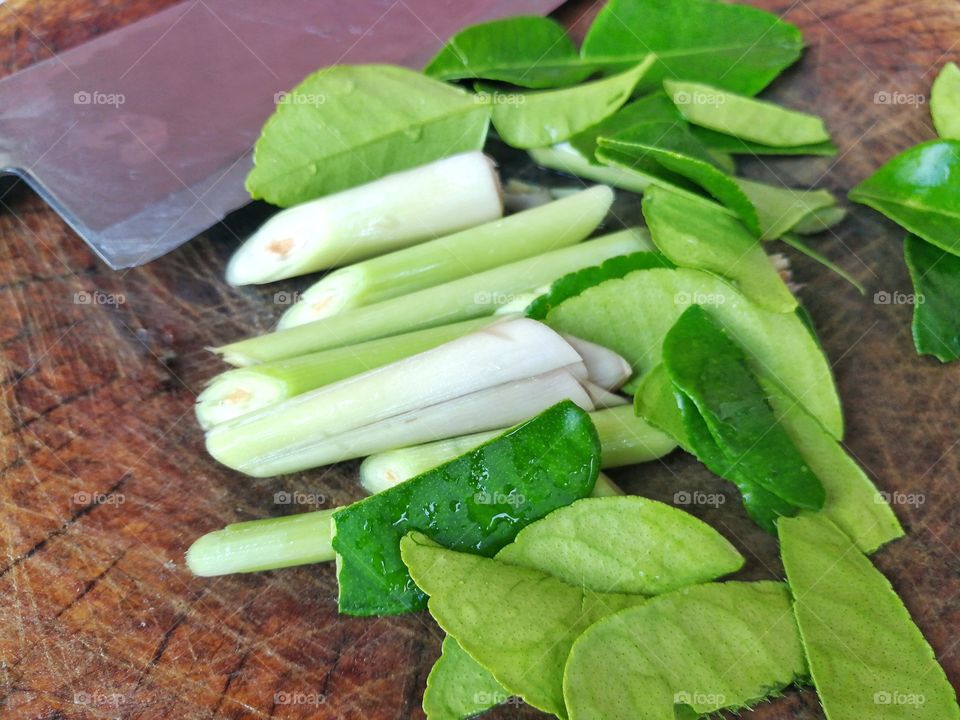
<box><xmin>582</xmin><ymin>382</ymin><xmax>630</xmax><ymax>409</ymax></box>
<box><xmin>195</xmin><ymin>317</ymin><xmax>495</xmax><ymax>429</ymax></box>
<box><xmin>359</xmin><ymin>405</ymin><xmax>676</xmax><ymax>494</ymax></box>
<box><xmin>185</xmin><ymin>508</ymin><xmax>336</xmax><ymax>576</ymax></box>
<box><xmin>215</xmin><ymin>229</ymin><xmax>649</xmax><ymax>366</ymax></box>
<box><xmin>206</xmin><ymin>319</ymin><xmax>585</xmax><ymax>475</ymax></box>
<box><xmin>563</xmin><ymin>335</ymin><xmax>632</xmax><ymax>390</ymax></box>
<box><xmin>278</xmin><ymin>186</ymin><xmax>614</xmax><ymax>328</ymax></box>
<box><xmin>226</xmin><ymin>152</ymin><xmax>503</xmax><ymax>285</ymax></box>
<box><xmin>214</xmin><ymin>367</ymin><xmax>593</xmax><ymax>477</ymax></box>
<box><xmin>592</xmin><ymin>472</ymin><xmax>625</xmax><ymax>497</ymax></box>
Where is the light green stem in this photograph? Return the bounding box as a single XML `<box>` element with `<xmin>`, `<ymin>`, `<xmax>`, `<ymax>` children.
<box><xmin>214</xmin><ymin>229</ymin><xmax>648</xmax><ymax>366</ymax></box>
<box><xmin>279</xmin><ymin>186</ymin><xmax>613</xmax><ymax>328</ymax></box>
<box><xmin>358</xmin><ymin>405</ymin><xmax>676</xmax><ymax>494</ymax></box>
<box><xmin>185</xmin><ymin>509</ymin><xmax>336</xmax><ymax>576</ymax></box>
<box><xmin>195</xmin><ymin>317</ymin><xmax>494</xmax><ymax>429</ymax></box>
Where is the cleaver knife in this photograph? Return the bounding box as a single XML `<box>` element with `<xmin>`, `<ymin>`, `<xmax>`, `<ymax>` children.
<box><xmin>0</xmin><ymin>0</ymin><xmax>564</xmax><ymax>269</ymax></box>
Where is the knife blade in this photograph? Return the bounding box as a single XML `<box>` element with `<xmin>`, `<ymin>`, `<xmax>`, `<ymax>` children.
<box><xmin>0</xmin><ymin>0</ymin><xmax>564</xmax><ymax>269</ymax></box>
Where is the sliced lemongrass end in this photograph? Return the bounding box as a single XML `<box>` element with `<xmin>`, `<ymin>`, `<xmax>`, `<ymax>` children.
<box><xmin>563</xmin><ymin>334</ymin><xmax>632</xmax><ymax>390</ymax></box>
<box><xmin>225</xmin><ymin>206</ymin><xmax>331</xmax><ymax>286</ymax></box>
<box><xmin>591</xmin><ymin>472</ymin><xmax>625</xmax><ymax>497</ymax></box>
<box><xmin>195</xmin><ymin>371</ymin><xmax>287</xmax><ymax>430</ymax></box>
<box><xmin>226</xmin><ymin>152</ymin><xmax>503</xmax><ymax>286</ymax></box>
<box><xmin>186</xmin><ymin>509</ymin><xmax>337</xmax><ymax>576</ymax></box>
<box><xmin>277</xmin><ymin>266</ymin><xmax>367</xmax><ymax>329</ymax></box>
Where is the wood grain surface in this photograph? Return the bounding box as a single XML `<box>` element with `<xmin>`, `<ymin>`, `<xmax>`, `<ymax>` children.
<box><xmin>1</xmin><ymin>1</ymin><xmax>958</xmax><ymax>718</ymax></box>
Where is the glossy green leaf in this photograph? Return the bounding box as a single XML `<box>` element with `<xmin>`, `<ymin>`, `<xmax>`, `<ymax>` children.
<box><xmin>736</xmin><ymin>177</ymin><xmax>839</xmax><ymax>240</ymax></box>
<box><xmin>931</xmin><ymin>62</ymin><xmax>960</xmax><ymax>140</ymax></box>
<box><xmin>666</xmin><ymin>80</ymin><xmax>832</xmax><ymax>147</ymax></box>
<box><xmin>780</xmin><ymin>514</ymin><xmax>959</xmax><ymax>720</ymax></box>
<box><xmin>580</xmin><ymin>0</ymin><xmax>804</xmax><ymax>96</ymax></box>
<box><xmin>545</xmin><ymin>267</ymin><xmax>844</xmax><ymax>438</ymax></box>
<box><xmin>425</xmin><ymin>16</ymin><xmax>591</xmax><ymax>89</ymax></box>
<box><xmin>526</xmin><ymin>249</ymin><xmax>668</xmax><ymax>320</ymax></box>
<box><xmin>904</xmin><ymin>234</ymin><xmax>960</xmax><ymax>362</ymax></box>
<box><xmin>663</xmin><ymin>305</ymin><xmax>826</xmax><ymax>511</ymax></box>
<box><xmin>246</xmin><ymin>65</ymin><xmax>489</xmax><ymax>206</ymax></box>
<box><xmin>849</xmin><ymin>140</ymin><xmax>960</xmax><ymax>256</ymax></box>
<box><xmin>692</xmin><ymin>124</ymin><xmax>837</xmax><ymax>156</ymax></box>
<box><xmin>486</xmin><ymin>59</ymin><xmax>654</xmax><ymax>149</ymax></box>
<box><xmin>331</xmin><ymin>401</ymin><xmax>599</xmax><ymax>615</ymax></box>
<box><xmin>678</xmin><ymin>389</ymin><xmax>799</xmax><ymax>531</ymax></box>
<box><xmin>598</xmin><ymin>124</ymin><xmax>762</xmax><ymax>235</ymax></box>
<box><xmin>401</xmin><ymin>532</ymin><xmax>645</xmax><ymax>718</ymax></box>
<box><xmin>642</xmin><ymin>186</ymin><xmax>797</xmax><ymax>312</ymax></box>
<box><xmin>423</xmin><ymin>636</ymin><xmax>510</xmax><ymax>720</ymax></box>
<box><xmin>563</xmin><ymin>581</ymin><xmax>807</xmax><ymax>720</ymax></box>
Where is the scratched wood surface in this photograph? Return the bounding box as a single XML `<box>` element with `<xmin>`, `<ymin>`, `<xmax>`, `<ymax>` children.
<box><xmin>0</xmin><ymin>1</ymin><xmax>958</xmax><ymax>718</ymax></box>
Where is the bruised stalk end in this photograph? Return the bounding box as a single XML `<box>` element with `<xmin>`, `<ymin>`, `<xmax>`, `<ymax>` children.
<box><xmin>225</xmin><ymin>152</ymin><xmax>503</xmax><ymax>286</ymax></box>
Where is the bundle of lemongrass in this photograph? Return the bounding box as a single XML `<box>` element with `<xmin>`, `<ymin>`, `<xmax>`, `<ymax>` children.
<box><xmin>199</xmin><ymin>154</ymin><xmax>671</xmax><ymax>492</ymax></box>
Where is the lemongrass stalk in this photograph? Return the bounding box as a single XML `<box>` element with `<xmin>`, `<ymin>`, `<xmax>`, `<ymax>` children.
<box><xmin>592</xmin><ymin>472</ymin><xmax>625</xmax><ymax>497</ymax></box>
<box><xmin>563</xmin><ymin>335</ymin><xmax>631</xmax><ymax>390</ymax></box>
<box><xmin>195</xmin><ymin>317</ymin><xmax>496</xmax><ymax>429</ymax></box>
<box><xmin>215</xmin><ymin>229</ymin><xmax>649</xmax><ymax>366</ymax></box>
<box><xmin>213</xmin><ymin>368</ymin><xmax>593</xmax><ymax>477</ymax></box>
<box><xmin>359</xmin><ymin>405</ymin><xmax>676</xmax><ymax>494</ymax></box>
<box><xmin>206</xmin><ymin>320</ymin><xmax>585</xmax><ymax>475</ymax></box>
<box><xmin>186</xmin><ymin>509</ymin><xmax>336</xmax><ymax>576</ymax></box>
<box><xmin>278</xmin><ymin>186</ymin><xmax>614</xmax><ymax>327</ymax></box>
<box><xmin>226</xmin><ymin>152</ymin><xmax>503</xmax><ymax>285</ymax></box>
<box><xmin>530</xmin><ymin>144</ymin><xmax>713</xmax><ymax>208</ymax></box>
<box><xmin>530</xmin><ymin>143</ymin><xmax>654</xmax><ymax>194</ymax></box>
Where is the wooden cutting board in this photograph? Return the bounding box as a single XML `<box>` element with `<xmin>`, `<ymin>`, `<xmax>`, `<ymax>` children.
<box><xmin>1</xmin><ymin>1</ymin><xmax>957</xmax><ymax>718</ymax></box>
